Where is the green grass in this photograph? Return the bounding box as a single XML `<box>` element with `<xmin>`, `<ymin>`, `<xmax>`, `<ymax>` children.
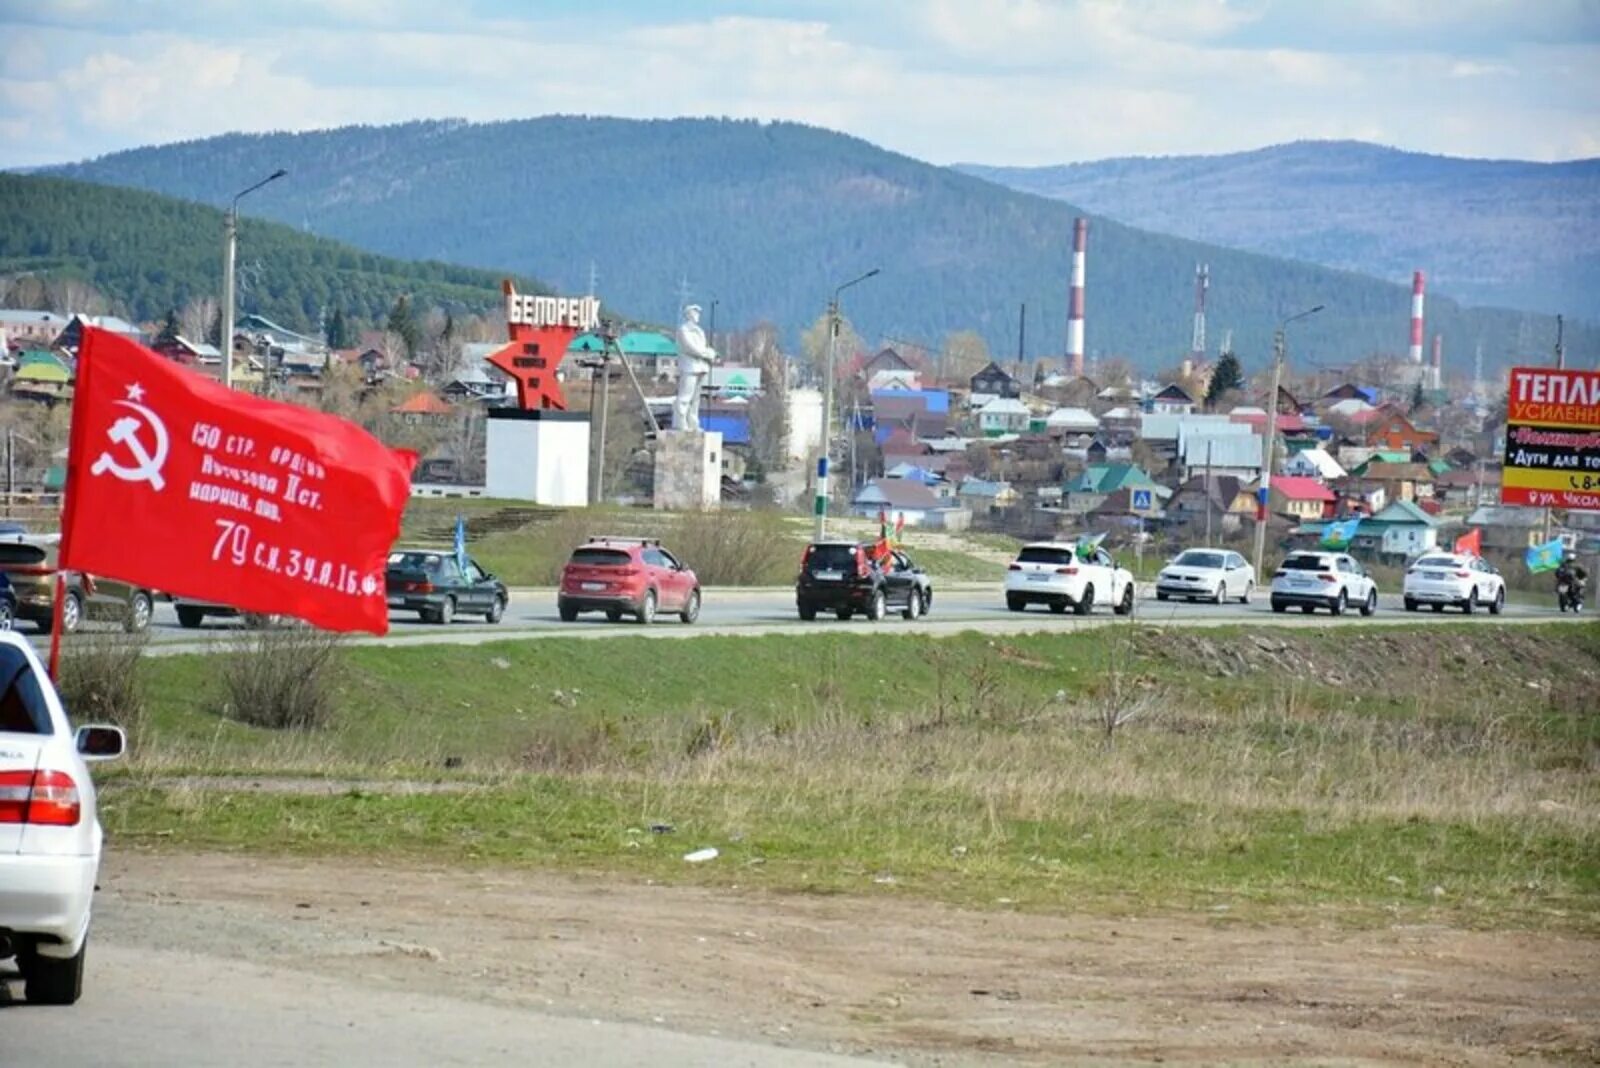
<box><xmin>91</xmin><ymin>624</ymin><xmax>1600</xmax><ymax>929</ymax></box>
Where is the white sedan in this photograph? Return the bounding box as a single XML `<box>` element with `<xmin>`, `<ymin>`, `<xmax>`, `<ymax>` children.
<box><xmin>1005</xmin><ymin>541</ymin><xmax>1136</xmax><ymax>616</ymax></box>
<box><xmin>1156</xmin><ymin>548</ymin><xmax>1256</xmax><ymax>604</ymax></box>
<box><xmin>0</xmin><ymin>632</ymin><xmax>125</xmax><ymax>1004</ymax></box>
<box><xmin>1403</xmin><ymin>552</ymin><xmax>1506</xmax><ymax>614</ymax></box>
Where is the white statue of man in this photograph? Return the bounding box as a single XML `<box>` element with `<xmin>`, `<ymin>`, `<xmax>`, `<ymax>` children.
<box><xmin>673</xmin><ymin>303</ymin><xmax>716</xmax><ymax>431</ymax></box>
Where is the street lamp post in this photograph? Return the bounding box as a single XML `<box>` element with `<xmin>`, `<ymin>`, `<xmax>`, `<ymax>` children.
<box><xmin>1253</xmin><ymin>304</ymin><xmax>1324</xmax><ymax>580</ymax></box>
<box><xmin>222</xmin><ymin>169</ymin><xmax>287</xmax><ymax>389</ymax></box>
<box><xmin>814</xmin><ymin>268</ymin><xmax>880</xmax><ymax>541</ymax></box>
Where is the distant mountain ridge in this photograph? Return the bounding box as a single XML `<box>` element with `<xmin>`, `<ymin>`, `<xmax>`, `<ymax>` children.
<box><xmin>40</xmin><ymin>120</ymin><xmax>1595</xmax><ymax>374</ymax></box>
<box><xmin>957</xmin><ymin>140</ymin><xmax>1600</xmax><ymax>321</ymax></box>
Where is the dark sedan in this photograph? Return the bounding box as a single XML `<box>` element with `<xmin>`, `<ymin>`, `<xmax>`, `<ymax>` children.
<box><xmin>385</xmin><ymin>549</ymin><xmax>509</xmax><ymax>625</ymax></box>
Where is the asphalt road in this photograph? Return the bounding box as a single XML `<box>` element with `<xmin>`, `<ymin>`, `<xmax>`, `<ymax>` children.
<box><xmin>0</xmin><ymin>945</ymin><xmax>883</xmax><ymax>1067</ymax></box>
<box><xmin>26</xmin><ymin>584</ymin><xmax>1579</xmax><ymax>656</ymax></box>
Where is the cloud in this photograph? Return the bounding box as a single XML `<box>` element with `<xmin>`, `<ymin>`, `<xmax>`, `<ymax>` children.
<box><xmin>0</xmin><ymin>1</ymin><xmax>1595</xmax><ymax>168</ymax></box>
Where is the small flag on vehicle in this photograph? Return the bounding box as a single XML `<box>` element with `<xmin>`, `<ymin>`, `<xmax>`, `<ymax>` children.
<box><xmin>1525</xmin><ymin>537</ymin><xmax>1564</xmax><ymax>574</ymax></box>
<box><xmin>1319</xmin><ymin>517</ymin><xmax>1361</xmax><ymax>549</ymax></box>
<box><xmin>454</xmin><ymin>514</ymin><xmax>468</xmax><ymax>576</ymax></box>
<box><xmin>1075</xmin><ymin>531</ymin><xmax>1106</xmax><ymax>559</ymax></box>
<box><xmin>1453</xmin><ymin>527</ymin><xmax>1482</xmax><ymax>557</ymax></box>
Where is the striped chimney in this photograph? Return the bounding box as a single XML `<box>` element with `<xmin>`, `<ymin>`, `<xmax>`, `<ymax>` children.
<box><xmin>1067</xmin><ymin>217</ymin><xmax>1087</xmax><ymax>377</ymax></box>
<box><xmin>1431</xmin><ymin>332</ymin><xmax>1443</xmax><ymax>390</ymax></box>
<box><xmin>1408</xmin><ymin>270</ymin><xmax>1425</xmax><ymax>364</ymax></box>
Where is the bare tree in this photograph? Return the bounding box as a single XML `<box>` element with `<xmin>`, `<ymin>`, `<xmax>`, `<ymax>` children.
<box><xmin>937</xmin><ymin>330</ymin><xmax>990</xmax><ymax>383</ymax></box>
<box><xmin>799</xmin><ymin>310</ymin><xmax>861</xmax><ymax>388</ymax></box>
<box><xmin>179</xmin><ymin>296</ymin><xmax>219</xmax><ymax>343</ymax></box>
<box><xmin>743</xmin><ymin>323</ymin><xmax>790</xmax><ymax>476</ymax></box>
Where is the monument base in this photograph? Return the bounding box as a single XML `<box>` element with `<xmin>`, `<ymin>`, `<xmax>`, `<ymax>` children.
<box><xmin>653</xmin><ymin>429</ymin><xmax>722</xmax><ymax>511</ymax></box>
<box><xmin>485</xmin><ymin>409</ymin><xmax>590</xmax><ymax>506</ymax></box>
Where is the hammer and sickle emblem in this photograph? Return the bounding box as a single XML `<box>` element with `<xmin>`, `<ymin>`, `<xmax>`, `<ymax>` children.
<box><xmin>90</xmin><ymin>397</ymin><xmax>171</xmax><ymax>492</ymax></box>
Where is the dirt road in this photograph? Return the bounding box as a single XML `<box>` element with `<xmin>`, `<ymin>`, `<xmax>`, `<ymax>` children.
<box><xmin>9</xmin><ymin>851</ymin><xmax>1596</xmax><ymax>1065</ymax></box>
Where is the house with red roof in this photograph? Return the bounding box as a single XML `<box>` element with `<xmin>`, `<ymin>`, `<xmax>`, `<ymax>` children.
<box><xmin>391</xmin><ymin>391</ymin><xmax>454</xmax><ymax>417</ymax></box>
<box><xmin>1268</xmin><ymin>475</ymin><xmax>1337</xmax><ymax>521</ymax></box>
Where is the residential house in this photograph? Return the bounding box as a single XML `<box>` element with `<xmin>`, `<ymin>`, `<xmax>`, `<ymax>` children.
<box><xmin>1357</xmin><ymin>407</ymin><xmax>1439</xmax><ymax>453</ymax></box>
<box><xmin>390</xmin><ymin>392</ymin><xmax>454</xmax><ymax>420</ymax></box>
<box><xmin>9</xmin><ymin>350</ymin><xmax>73</xmax><ymax>401</ymax></box>
<box><xmin>1180</xmin><ymin>432</ymin><xmax>1263</xmax><ymax>482</ymax></box>
<box><xmin>152</xmin><ymin>334</ymin><xmax>222</xmax><ymax>370</ymax></box>
<box><xmin>850</xmin><ymin>478</ymin><xmax>970</xmax><ymax>530</ymax></box>
<box><xmin>957</xmin><ymin>477</ymin><xmax>1021</xmax><ymax>512</ymax></box>
<box><xmin>1332</xmin><ymin>478</ymin><xmax>1388</xmax><ymax>517</ymax></box>
<box><xmin>1359</xmin><ymin>461</ymin><xmax>1435</xmax><ymax>505</ymax></box>
<box><xmin>0</xmin><ymin>310</ymin><xmax>69</xmax><ymax>347</ymax></box>
<box><xmin>1090</xmin><ymin>485</ymin><xmax>1168</xmax><ymax>525</ymax></box>
<box><xmin>1269</xmin><ymin>476</ymin><xmax>1337</xmax><ymax>522</ymax></box>
<box><xmin>977</xmin><ymin>397</ymin><xmax>1031</xmax><ymax>436</ymax></box>
<box><xmin>1167</xmin><ymin>474</ymin><xmax>1252</xmax><ymax>535</ymax></box>
<box><xmin>1149</xmin><ymin>383</ymin><xmax>1196</xmax><ymax>415</ymax></box>
<box><xmin>969</xmin><ymin>361</ymin><xmax>1021</xmax><ymax>399</ymax></box>
<box><xmin>1064</xmin><ymin>463</ymin><xmax>1164</xmax><ymax>515</ymax></box>
<box><xmin>1464</xmin><ymin>505</ymin><xmax>1546</xmax><ymax>551</ymax></box>
<box><xmin>860</xmin><ymin>346</ymin><xmax>917</xmax><ymax>386</ymax></box>
<box><xmin>1045</xmin><ymin>406</ymin><xmax>1099</xmax><ymax>439</ymax></box>
<box><xmin>1433</xmin><ymin>466</ymin><xmax>1500</xmax><ymax>511</ymax></box>
<box><xmin>1321</xmin><ymin>383</ymin><xmax>1379</xmax><ymax>405</ymax></box>
<box><xmin>1360</xmin><ymin>500</ymin><xmax>1440</xmax><ymax>559</ymax></box>
<box><xmin>1282</xmin><ymin>447</ymin><xmax>1346</xmax><ymax>481</ymax></box>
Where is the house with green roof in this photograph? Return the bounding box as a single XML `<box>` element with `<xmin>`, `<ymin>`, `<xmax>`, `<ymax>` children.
<box><xmin>1064</xmin><ymin>463</ymin><xmax>1167</xmax><ymax>515</ymax></box>
<box><xmin>10</xmin><ymin>349</ymin><xmax>73</xmax><ymax>400</ymax></box>
<box><xmin>1296</xmin><ymin>499</ymin><xmax>1438</xmax><ymax>561</ymax></box>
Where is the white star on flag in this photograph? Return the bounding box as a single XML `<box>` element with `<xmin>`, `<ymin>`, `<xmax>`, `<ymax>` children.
<box><xmin>126</xmin><ymin>383</ymin><xmax>146</xmax><ymax>402</ymax></box>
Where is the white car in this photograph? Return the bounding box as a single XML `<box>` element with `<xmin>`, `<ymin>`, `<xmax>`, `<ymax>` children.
<box><xmin>1005</xmin><ymin>541</ymin><xmax>1136</xmax><ymax>616</ymax></box>
<box><xmin>1156</xmin><ymin>548</ymin><xmax>1257</xmax><ymax>604</ymax></box>
<box><xmin>1270</xmin><ymin>550</ymin><xmax>1379</xmax><ymax>616</ymax></box>
<box><xmin>1403</xmin><ymin>552</ymin><xmax>1505</xmax><ymax>614</ymax></box>
<box><xmin>0</xmin><ymin>632</ymin><xmax>126</xmax><ymax>1004</ymax></box>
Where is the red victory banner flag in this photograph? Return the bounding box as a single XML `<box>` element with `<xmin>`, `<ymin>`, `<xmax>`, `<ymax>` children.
<box><xmin>1453</xmin><ymin>527</ymin><xmax>1482</xmax><ymax>557</ymax></box>
<box><xmin>60</xmin><ymin>327</ymin><xmax>416</xmax><ymax>635</ymax></box>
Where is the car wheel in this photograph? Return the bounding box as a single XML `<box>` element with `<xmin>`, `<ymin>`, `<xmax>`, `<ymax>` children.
<box><xmin>1330</xmin><ymin>590</ymin><xmax>1347</xmax><ymax>616</ymax></box>
<box><xmin>176</xmin><ymin>605</ymin><xmax>205</xmax><ymax>629</ymax></box>
<box><xmin>919</xmin><ymin>589</ymin><xmax>932</xmax><ymax>616</ymax></box>
<box><xmin>486</xmin><ymin>596</ymin><xmax>506</xmax><ymax>624</ymax></box>
<box><xmin>680</xmin><ymin>589</ymin><xmax>701</xmax><ymax>624</ymax></box>
<box><xmin>1361</xmin><ymin>589</ymin><xmax>1377</xmax><ymax>616</ymax></box>
<box><xmin>559</xmin><ymin>601</ymin><xmax>579</xmax><ymax>623</ymax></box>
<box><xmin>637</xmin><ymin>590</ymin><xmax>657</xmax><ymax>625</ymax></box>
<box><xmin>24</xmin><ymin>940</ymin><xmax>86</xmax><ymax>1005</ymax></box>
<box><xmin>0</xmin><ymin>599</ymin><xmax>13</xmax><ymax>631</ymax></box>
<box><xmin>1072</xmin><ymin>586</ymin><xmax>1095</xmax><ymax>616</ymax></box>
<box><xmin>1490</xmin><ymin>587</ymin><xmax>1505</xmax><ymax>616</ymax></box>
<box><xmin>1239</xmin><ymin>582</ymin><xmax>1253</xmax><ymax>605</ymax></box>
<box><xmin>59</xmin><ymin>590</ymin><xmax>83</xmax><ymax>634</ymax></box>
<box><xmin>835</xmin><ymin>607</ymin><xmax>853</xmax><ymax>621</ymax></box>
<box><xmin>798</xmin><ymin>602</ymin><xmax>817</xmax><ymax>621</ymax></box>
<box><xmin>1006</xmin><ymin>594</ymin><xmax>1025</xmax><ymax>612</ymax></box>
<box><xmin>1049</xmin><ymin>600</ymin><xmax>1068</xmax><ymax>614</ymax></box>
<box><xmin>1432</xmin><ymin>603</ymin><xmax>1444</xmax><ymax>613</ymax></box>
<box><xmin>903</xmin><ymin>589</ymin><xmax>922</xmax><ymax>620</ymax></box>
<box><xmin>866</xmin><ymin>589</ymin><xmax>886</xmax><ymax>622</ymax></box>
<box><xmin>1404</xmin><ymin>597</ymin><xmax>1417</xmax><ymax>612</ymax></box>
<box><xmin>125</xmin><ymin>590</ymin><xmax>154</xmax><ymax>633</ymax></box>
<box><xmin>1272</xmin><ymin>601</ymin><xmax>1287</xmax><ymax>614</ymax></box>
<box><xmin>436</xmin><ymin>597</ymin><xmax>455</xmax><ymax>626</ymax></box>
<box><xmin>1113</xmin><ymin>584</ymin><xmax>1135</xmax><ymax>616</ymax></box>
<box><xmin>1212</xmin><ymin>583</ymin><xmax>1225</xmax><ymax>605</ymax></box>
<box><xmin>1463</xmin><ymin>589</ymin><xmax>1477</xmax><ymax>615</ymax></box>
<box><xmin>1300</xmin><ymin>604</ymin><xmax>1315</xmax><ymax>614</ymax></box>
<box><xmin>605</xmin><ymin>607</ymin><xmax>623</xmax><ymax>622</ymax></box>
<box><xmin>1156</xmin><ymin>591</ymin><xmax>1169</xmax><ymax>602</ymax></box>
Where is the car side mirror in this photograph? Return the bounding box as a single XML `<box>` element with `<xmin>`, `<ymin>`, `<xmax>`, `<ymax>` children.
<box><xmin>76</xmin><ymin>724</ymin><xmax>126</xmax><ymax>762</ymax></box>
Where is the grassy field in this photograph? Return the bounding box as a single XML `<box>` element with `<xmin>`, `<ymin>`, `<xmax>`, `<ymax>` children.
<box><xmin>86</xmin><ymin>623</ymin><xmax>1600</xmax><ymax>929</ymax></box>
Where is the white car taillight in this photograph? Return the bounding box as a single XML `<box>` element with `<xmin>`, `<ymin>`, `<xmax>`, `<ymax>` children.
<box><xmin>0</xmin><ymin>769</ymin><xmax>82</xmax><ymax>826</ymax></box>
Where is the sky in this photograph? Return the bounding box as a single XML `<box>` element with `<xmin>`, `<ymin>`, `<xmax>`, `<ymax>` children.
<box><xmin>2</xmin><ymin>0</ymin><xmax>1597</xmax><ymax>169</ymax></box>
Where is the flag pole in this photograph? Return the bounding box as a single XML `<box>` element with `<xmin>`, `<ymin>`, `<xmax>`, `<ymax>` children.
<box><xmin>47</xmin><ymin>572</ymin><xmax>65</xmax><ymax>681</ymax></box>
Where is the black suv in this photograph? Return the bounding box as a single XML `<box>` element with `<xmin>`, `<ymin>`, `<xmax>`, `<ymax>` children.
<box><xmin>795</xmin><ymin>540</ymin><xmax>933</xmax><ymax>622</ymax></box>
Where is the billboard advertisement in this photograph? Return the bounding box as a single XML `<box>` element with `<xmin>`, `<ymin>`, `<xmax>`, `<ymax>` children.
<box><xmin>1502</xmin><ymin>366</ymin><xmax>1600</xmax><ymax>511</ymax></box>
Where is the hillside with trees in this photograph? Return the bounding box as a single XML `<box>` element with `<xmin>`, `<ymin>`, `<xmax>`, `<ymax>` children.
<box><xmin>38</xmin><ymin>119</ymin><xmax>1597</xmax><ymax>375</ymax></box>
<box><xmin>0</xmin><ymin>173</ymin><xmax>547</xmax><ymax>335</ymax></box>
<box><xmin>958</xmin><ymin>141</ymin><xmax>1600</xmax><ymax>321</ymax></box>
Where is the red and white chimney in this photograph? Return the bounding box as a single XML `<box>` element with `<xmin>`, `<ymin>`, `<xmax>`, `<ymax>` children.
<box><xmin>1408</xmin><ymin>270</ymin><xmax>1425</xmax><ymax>365</ymax></box>
<box><xmin>1430</xmin><ymin>333</ymin><xmax>1443</xmax><ymax>390</ymax></box>
<box><xmin>1067</xmin><ymin>217</ymin><xmax>1087</xmax><ymax>377</ymax></box>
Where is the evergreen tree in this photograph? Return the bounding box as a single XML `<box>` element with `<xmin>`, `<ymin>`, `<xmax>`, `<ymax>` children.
<box><xmin>156</xmin><ymin>307</ymin><xmax>180</xmax><ymax>345</ymax></box>
<box><xmin>325</xmin><ymin>307</ymin><xmax>352</xmax><ymax>349</ymax></box>
<box><xmin>206</xmin><ymin>306</ymin><xmax>223</xmax><ymax>346</ymax></box>
<box><xmin>1410</xmin><ymin>380</ymin><xmax>1425</xmax><ymax>412</ymax></box>
<box><xmin>386</xmin><ymin>295</ymin><xmax>421</xmax><ymax>361</ymax></box>
<box><xmin>1205</xmin><ymin>348</ymin><xmax>1245</xmax><ymax>409</ymax></box>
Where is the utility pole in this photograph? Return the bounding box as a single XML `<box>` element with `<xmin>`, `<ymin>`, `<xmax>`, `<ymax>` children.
<box><xmin>221</xmin><ymin>169</ymin><xmax>287</xmax><ymax>390</ymax></box>
<box><xmin>814</xmin><ymin>268</ymin><xmax>880</xmax><ymax>541</ymax></box>
<box><xmin>1204</xmin><ymin>436</ymin><xmax>1213</xmax><ymax>545</ymax></box>
<box><xmin>1253</xmin><ymin>305</ymin><xmax>1324</xmax><ymax>580</ymax></box>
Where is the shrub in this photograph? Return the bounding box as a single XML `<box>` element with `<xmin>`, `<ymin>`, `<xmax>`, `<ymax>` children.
<box><xmin>220</xmin><ymin>626</ymin><xmax>342</xmax><ymax>730</ymax></box>
<box><xmin>56</xmin><ymin>632</ymin><xmax>149</xmax><ymax>741</ymax></box>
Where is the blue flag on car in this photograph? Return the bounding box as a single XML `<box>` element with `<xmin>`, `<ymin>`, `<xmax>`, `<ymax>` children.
<box><xmin>1319</xmin><ymin>517</ymin><xmax>1361</xmax><ymax>549</ymax></box>
<box><xmin>453</xmin><ymin>514</ymin><xmax>468</xmax><ymax>575</ymax></box>
<box><xmin>1525</xmin><ymin>537</ymin><xmax>1564</xmax><ymax>574</ymax></box>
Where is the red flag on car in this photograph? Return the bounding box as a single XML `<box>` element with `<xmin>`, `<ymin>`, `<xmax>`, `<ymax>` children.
<box><xmin>60</xmin><ymin>327</ymin><xmax>416</xmax><ymax>634</ymax></box>
<box><xmin>1453</xmin><ymin>527</ymin><xmax>1482</xmax><ymax>557</ymax></box>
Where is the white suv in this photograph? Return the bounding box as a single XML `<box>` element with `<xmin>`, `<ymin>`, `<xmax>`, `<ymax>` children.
<box><xmin>0</xmin><ymin>632</ymin><xmax>125</xmax><ymax>1004</ymax></box>
<box><xmin>1005</xmin><ymin>541</ymin><xmax>1135</xmax><ymax>616</ymax></box>
<box><xmin>1403</xmin><ymin>552</ymin><xmax>1505</xmax><ymax>614</ymax></box>
<box><xmin>1270</xmin><ymin>551</ymin><xmax>1378</xmax><ymax>616</ymax></box>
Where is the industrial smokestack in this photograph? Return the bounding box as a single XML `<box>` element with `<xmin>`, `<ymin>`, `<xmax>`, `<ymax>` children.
<box><xmin>1431</xmin><ymin>333</ymin><xmax>1443</xmax><ymax>390</ymax></box>
<box><xmin>1067</xmin><ymin>217</ymin><xmax>1087</xmax><ymax>378</ymax></box>
<box><xmin>1409</xmin><ymin>270</ymin><xmax>1425</xmax><ymax>365</ymax></box>
<box><xmin>1191</xmin><ymin>263</ymin><xmax>1209</xmax><ymax>361</ymax></box>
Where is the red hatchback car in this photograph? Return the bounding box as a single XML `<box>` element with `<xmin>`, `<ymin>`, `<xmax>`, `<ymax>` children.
<box><xmin>557</xmin><ymin>537</ymin><xmax>701</xmax><ymax>625</ymax></box>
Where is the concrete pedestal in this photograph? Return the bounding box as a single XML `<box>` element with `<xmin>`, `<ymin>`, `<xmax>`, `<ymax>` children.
<box><xmin>653</xmin><ymin>429</ymin><xmax>722</xmax><ymax>512</ymax></box>
<box><xmin>485</xmin><ymin>409</ymin><xmax>590</xmax><ymax>506</ymax></box>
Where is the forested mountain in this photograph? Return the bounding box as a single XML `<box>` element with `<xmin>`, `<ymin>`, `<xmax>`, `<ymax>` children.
<box><xmin>958</xmin><ymin>141</ymin><xmax>1600</xmax><ymax>321</ymax></box>
<box><xmin>0</xmin><ymin>173</ymin><xmax>543</xmax><ymax>332</ymax></box>
<box><xmin>39</xmin><ymin>119</ymin><xmax>1596</xmax><ymax>373</ymax></box>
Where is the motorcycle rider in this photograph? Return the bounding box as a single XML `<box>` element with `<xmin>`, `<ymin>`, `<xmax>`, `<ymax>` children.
<box><xmin>1555</xmin><ymin>557</ymin><xmax>1588</xmax><ymax>610</ymax></box>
